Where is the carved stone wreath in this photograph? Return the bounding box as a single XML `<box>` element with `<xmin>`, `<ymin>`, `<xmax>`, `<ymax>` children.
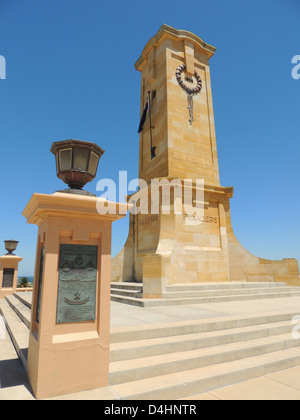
<box><xmin>175</xmin><ymin>64</ymin><xmax>202</xmax><ymax>125</ymax></box>
<box><xmin>175</xmin><ymin>64</ymin><xmax>202</xmax><ymax>95</ymax></box>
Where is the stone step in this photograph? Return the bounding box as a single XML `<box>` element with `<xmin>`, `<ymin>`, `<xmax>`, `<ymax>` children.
<box><xmin>5</xmin><ymin>295</ymin><xmax>31</xmax><ymax>328</ymax></box>
<box><xmin>165</xmin><ymin>282</ymin><xmax>288</xmax><ymax>291</ymax></box>
<box><xmin>110</xmin><ymin>319</ymin><xmax>298</xmax><ymax>362</ymax></box>
<box><xmin>109</xmin><ymin>333</ymin><xmax>300</xmax><ymax>385</ymax></box>
<box><xmin>162</xmin><ymin>286</ymin><xmax>300</xmax><ymax>299</ymax></box>
<box><xmin>110</xmin><ymin>312</ymin><xmax>300</xmax><ymax>343</ymax></box>
<box><xmin>110</xmin><ymin>283</ymin><xmax>143</xmax><ymax>299</ymax></box>
<box><xmin>3</xmin><ymin>291</ymin><xmax>300</xmax><ymax>400</ymax></box>
<box><xmin>110</xmin><ymin>294</ymin><xmax>145</xmax><ymax>307</ymax></box>
<box><xmin>111</xmin><ymin>283</ymin><xmax>143</xmax><ymax>291</ymax></box>
<box><xmin>0</xmin><ymin>299</ymin><xmax>29</xmax><ymax>370</ymax></box>
<box><xmin>110</xmin><ymin>290</ymin><xmax>300</xmax><ymax>307</ymax></box>
<box><xmin>110</xmin><ymin>289</ymin><xmax>143</xmax><ymax>298</ymax></box>
<box><xmin>110</xmin><ymin>349</ymin><xmax>300</xmax><ymax>399</ymax></box>
<box><xmin>13</xmin><ymin>291</ymin><xmax>32</xmax><ymax>309</ymax></box>
<box><xmin>110</xmin><ymin>282</ymin><xmax>300</xmax><ymax>307</ymax></box>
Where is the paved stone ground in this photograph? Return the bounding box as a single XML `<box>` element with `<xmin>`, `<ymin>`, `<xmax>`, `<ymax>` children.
<box><xmin>110</xmin><ymin>296</ymin><xmax>300</xmax><ymax>328</ymax></box>
<box><xmin>189</xmin><ymin>368</ymin><xmax>300</xmax><ymax>400</ymax></box>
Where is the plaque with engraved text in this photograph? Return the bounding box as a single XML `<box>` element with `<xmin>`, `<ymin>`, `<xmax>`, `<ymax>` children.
<box><xmin>2</xmin><ymin>268</ymin><xmax>14</xmax><ymax>288</ymax></box>
<box><xmin>56</xmin><ymin>245</ymin><xmax>98</xmax><ymax>324</ymax></box>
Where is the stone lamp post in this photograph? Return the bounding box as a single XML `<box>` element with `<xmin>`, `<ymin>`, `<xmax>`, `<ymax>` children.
<box><xmin>23</xmin><ymin>139</ymin><xmax>128</xmax><ymax>399</ymax></box>
<box><xmin>4</xmin><ymin>239</ymin><xmax>19</xmax><ymax>255</ymax></box>
<box><xmin>0</xmin><ymin>240</ymin><xmax>23</xmax><ymax>298</ymax></box>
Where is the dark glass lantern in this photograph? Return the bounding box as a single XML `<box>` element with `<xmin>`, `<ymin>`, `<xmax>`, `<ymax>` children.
<box><xmin>4</xmin><ymin>240</ymin><xmax>19</xmax><ymax>255</ymax></box>
<box><xmin>51</xmin><ymin>140</ymin><xmax>105</xmax><ymax>193</ymax></box>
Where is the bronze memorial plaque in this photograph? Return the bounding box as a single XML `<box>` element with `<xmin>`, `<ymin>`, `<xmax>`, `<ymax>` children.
<box><xmin>2</xmin><ymin>268</ymin><xmax>14</xmax><ymax>288</ymax></box>
<box><xmin>56</xmin><ymin>244</ymin><xmax>98</xmax><ymax>324</ymax></box>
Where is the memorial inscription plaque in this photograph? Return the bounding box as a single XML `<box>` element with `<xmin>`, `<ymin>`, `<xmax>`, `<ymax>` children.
<box><xmin>56</xmin><ymin>245</ymin><xmax>98</xmax><ymax>324</ymax></box>
<box><xmin>2</xmin><ymin>268</ymin><xmax>14</xmax><ymax>288</ymax></box>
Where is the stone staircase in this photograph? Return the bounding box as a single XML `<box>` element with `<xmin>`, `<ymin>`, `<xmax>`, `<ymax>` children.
<box><xmin>110</xmin><ymin>281</ymin><xmax>300</xmax><ymax>307</ymax></box>
<box><xmin>2</xmin><ymin>288</ymin><xmax>300</xmax><ymax>399</ymax></box>
<box><xmin>111</xmin><ymin>282</ymin><xmax>143</xmax><ymax>301</ymax></box>
<box><xmin>0</xmin><ymin>294</ymin><xmax>31</xmax><ymax>372</ymax></box>
<box><xmin>109</xmin><ymin>313</ymin><xmax>300</xmax><ymax>399</ymax></box>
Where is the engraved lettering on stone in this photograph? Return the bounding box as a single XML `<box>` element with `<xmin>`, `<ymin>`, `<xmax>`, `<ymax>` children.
<box><xmin>140</xmin><ymin>215</ymin><xmax>159</xmax><ymax>225</ymax></box>
<box><xmin>184</xmin><ymin>214</ymin><xmax>219</xmax><ymax>225</ymax></box>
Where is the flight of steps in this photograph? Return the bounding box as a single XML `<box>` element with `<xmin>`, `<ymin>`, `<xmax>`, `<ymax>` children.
<box><xmin>109</xmin><ymin>313</ymin><xmax>300</xmax><ymax>399</ymax></box>
<box><xmin>110</xmin><ymin>281</ymin><xmax>300</xmax><ymax>307</ymax></box>
<box><xmin>0</xmin><ymin>293</ymin><xmax>31</xmax><ymax>372</ymax></box>
<box><xmin>111</xmin><ymin>282</ymin><xmax>143</xmax><ymax>302</ymax></box>
<box><xmin>2</xmin><ymin>290</ymin><xmax>300</xmax><ymax>399</ymax></box>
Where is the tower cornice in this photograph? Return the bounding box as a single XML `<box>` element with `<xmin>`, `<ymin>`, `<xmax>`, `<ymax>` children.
<box><xmin>135</xmin><ymin>24</ymin><xmax>216</xmax><ymax>71</ymax></box>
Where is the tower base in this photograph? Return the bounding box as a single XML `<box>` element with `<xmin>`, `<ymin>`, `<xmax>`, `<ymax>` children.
<box><xmin>112</xmin><ymin>182</ymin><xmax>300</xmax><ymax>297</ymax></box>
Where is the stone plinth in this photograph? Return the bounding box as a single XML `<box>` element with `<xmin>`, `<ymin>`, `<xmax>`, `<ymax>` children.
<box><xmin>0</xmin><ymin>254</ymin><xmax>23</xmax><ymax>298</ymax></box>
<box><xmin>23</xmin><ymin>192</ymin><xmax>127</xmax><ymax>399</ymax></box>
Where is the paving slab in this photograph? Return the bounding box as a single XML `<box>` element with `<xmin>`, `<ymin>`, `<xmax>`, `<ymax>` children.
<box><xmin>47</xmin><ymin>386</ymin><xmax>119</xmax><ymax>400</ymax></box>
<box><xmin>0</xmin><ymin>385</ymin><xmax>35</xmax><ymax>401</ymax></box>
<box><xmin>15</xmin><ymin>292</ymin><xmax>300</xmax><ymax>329</ymax></box>
<box><xmin>266</xmin><ymin>366</ymin><xmax>300</xmax><ymax>391</ymax></box>
<box><xmin>209</xmin><ymin>376</ymin><xmax>300</xmax><ymax>400</ymax></box>
<box><xmin>110</xmin><ymin>297</ymin><xmax>300</xmax><ymax>328</ymax></box>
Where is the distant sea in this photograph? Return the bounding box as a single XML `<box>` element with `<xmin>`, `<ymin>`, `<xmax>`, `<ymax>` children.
<box><xmin>18</xmin><ymin>276</ymin><xmax>34</xmax><ymax>285</ymax></box>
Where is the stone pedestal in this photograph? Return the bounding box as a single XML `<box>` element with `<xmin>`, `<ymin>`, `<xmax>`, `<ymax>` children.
<box><xmin>23</xmin><ymin>192</ymin><xmax>127</xmax><ymax>399</ymax></box>
<box><xmin>0</xmin><ymin>255</ymin><xmax>23</xmax><ymax>298</ymax></box>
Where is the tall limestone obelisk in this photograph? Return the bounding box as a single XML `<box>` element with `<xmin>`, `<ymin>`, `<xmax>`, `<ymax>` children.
<box><xmin>112</xmin><ymin>25</ymin><xmax>299</xmax><ymax>297</ymax></box>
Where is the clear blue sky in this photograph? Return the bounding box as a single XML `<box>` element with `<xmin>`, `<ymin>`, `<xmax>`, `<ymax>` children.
<box><xmin>0</xmin><ymin>0</ymin><xmax>299</xmax><ymax>276</ymax></box>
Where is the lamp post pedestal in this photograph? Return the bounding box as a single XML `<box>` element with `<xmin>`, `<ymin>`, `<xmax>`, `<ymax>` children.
<box><xmin>23</xmin><ymin>192</ymin><xmax>127</xmax><ymax>400</ymax></box>
<box><xmin>0</xmin><ymin>254</ymin><xmax>23</xmax><ymax>298</ymax></box>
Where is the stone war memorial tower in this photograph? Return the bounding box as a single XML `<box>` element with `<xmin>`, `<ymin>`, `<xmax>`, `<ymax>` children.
<box><xmin>112</xmin><ymin>24</ymin><xmax>299</xmax><ymax>297</ymax></box>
